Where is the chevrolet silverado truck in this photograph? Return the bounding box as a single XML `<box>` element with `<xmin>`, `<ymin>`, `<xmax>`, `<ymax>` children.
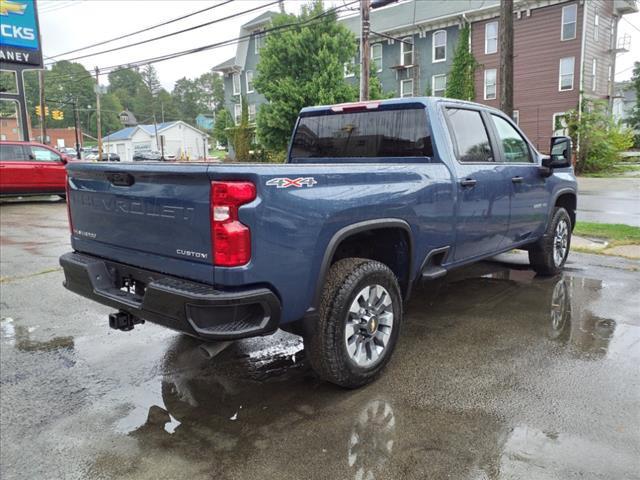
<box><xmin>60</xmin><ymin>98</ymin><xmax>577</xmax><ymax>388</ymax></box>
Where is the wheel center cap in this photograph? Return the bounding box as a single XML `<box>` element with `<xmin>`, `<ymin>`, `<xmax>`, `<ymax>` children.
<box><xmin>367</xmin><ymin>316</ymin><xmax>378</xmax><ymax>334</ymax></box>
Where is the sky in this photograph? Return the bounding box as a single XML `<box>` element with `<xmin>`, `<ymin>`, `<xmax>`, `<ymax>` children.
<box><xmin>37</xmin><ymin>0</ymin><xmax>640</xmax><ymax>90</ymax></box>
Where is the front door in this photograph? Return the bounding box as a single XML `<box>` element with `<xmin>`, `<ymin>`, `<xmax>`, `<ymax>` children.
<box><xmin>28</xmin><ymin>145</ymin><xmax>67</xmax><ymax>192</ymax></box>
<box><xmin>488</xmin><ymin>114</ymin><xmax>549</xmax><ymax>244</ymax></box>
<box><xmin>444</xmin><ymin>107</ymin><xmax>511</xmax><ymax>262</ymax></box>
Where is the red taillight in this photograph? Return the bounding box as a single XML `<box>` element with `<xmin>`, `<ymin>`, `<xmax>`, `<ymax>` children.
<box><xmin>211</xmin><ymin>181</ymin><xmax>256</xmax><ymax>267</ymax></box>
<box><xmin>65</xmin><ymin>175</ymin><xmax>73</xmax><ymax>234</ymax></box>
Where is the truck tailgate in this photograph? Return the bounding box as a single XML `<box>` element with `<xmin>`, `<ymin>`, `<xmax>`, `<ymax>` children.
<box><xmin>67</xmin><ymin>162</ymin><xmax>213</xmax><ymax>277</ymax></box>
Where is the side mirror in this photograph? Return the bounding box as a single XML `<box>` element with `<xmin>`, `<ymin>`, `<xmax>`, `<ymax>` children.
<box><xmin>543</xmin><ymin>136</ymin><xmax>572</xmax><ymax>169</ymax></box>
<box><xmin>60</xmin><ymin>155</ymin><xmax>68</xmax><ymax>165</ymax></box>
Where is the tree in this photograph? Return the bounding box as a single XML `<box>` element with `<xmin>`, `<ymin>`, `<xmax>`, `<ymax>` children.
<box><xmin>254</xmin><ymin>0</ymin><xmax>357</xmax><ymax>150</ymax></box>
<box><xmin>227</xmin><ymin>98</ymin><xmax>254</xmax><ymax>161</ymax></box>
<box><xmin>141</xmin><ymin>64</ymin><xmax>161</xmax><ymax>97</ymax></box>
<box><xmin>92</xmin><ymin>93</ymin><xmax>124</xmax><ymax>136</ymax></box>
<box><xmin>213</xmin><ymin>108</ymin><xmax>233</xmax><ymax>147</ymax></box>
<box><xmin>171</xmin><ymin>72</ymin><xmax>225</xmax><ymax>125</ymax></box>
<box><xmin>445</xmin><ymin>24</ymin><xmax>477</xmax><ymax>100</ymax></box>
<box><xmin>626</xmin><ymin>62</ymin><xmax>640</xmax><ymax>148</ymax></box>
<box><xmin>108</xmin><ymin>67</ymin><xmax>145</xmax><ymax>110</ymax></box>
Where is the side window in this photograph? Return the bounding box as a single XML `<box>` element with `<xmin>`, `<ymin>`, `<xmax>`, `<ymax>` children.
<box><xmin>0</xmin><ymin>145</ymin><xmax>28</xmax><ymax>161</ymax></box>
<box><xmin>491</xmin><ymin>115</ymin><xmax>533</xmax><ymax>163</ymax></box>
<box><xmin>446</xmin><ymin>108</ymin><xmax>494</xmax><ymax>163</ymax></box>
<box><xmin>30</xmin><ymin>146</ymin><xmax>61</xmax><ymax>162</ymax></box>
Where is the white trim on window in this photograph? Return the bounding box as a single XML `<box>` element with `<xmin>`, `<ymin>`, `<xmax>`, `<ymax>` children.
<box><xmin>245</xmin><ymin>70</ymin><xmax>254</xmax><ymax>93</ymax></box>
<box><xmin>561</xmin><ymin>4</ymin><xmax>577</xmax><ymax>41</ymax></box>
<box><xmin>592</xmin><ymin>58</ymin><xmax>597</xmax><ymax>91</ymax></box>
<box><xmin>552</xmin><ymin>112</ymin><xmax>569</xmax><ymax>136</ymax></box>
<box><xmin>512</xmin><ymin>110</ymin><xmax>520</xmax><ymax>125</ymax></box>
<box><xmin>485</xmin><ymin>21</ymin><xmax>498</xmax><ymax>54</ymax></box>
<box><xmin>484</xmin><ymin>68</ymin><xmax>497</xmax><ymax>100</ymax></box>
<box><xmin>343</xmin><ymin>58</ymin><xmax>355</xmax><ymax>78</ymax></box>
<box><xmin>234</xmin><ymin>103</ymin><xmax>242</xmax><ymax>124</ymax></box>
<box><xmin>432</xmin><ymin>74</ymin><xmax>446</xmax><ymax>97</ymax></box>
<box><xmin>559</xmin><ymin>56</ymin><xmax>575</xmax><ymax>91</ymax></box>
<box><xmin>254</xmin><ymin>31</ymin><xmax>265</xmax><ymax>54</ymax></box>
<box><xmin>371</xmin><ymin>43</ymin><xmax>383</xmax><ymax>72</ymax></box>
<box><xmin>400</xmin><ymin>78</ymin><xmax>414</xmax><ymax>97</ymax></box>
<box><xmin>594</xmin><ymin>9</ymin><xmax>599</xmax><ymax>42</ymax></box>
<box><xmin>248</xmin><ymin>104</ymin><xmax>256</xmax><ymax>123</ymax></box>
<box><xmin>232</xmin><ymin>72</ymin><xmax>241</xmax><ymax>96</ymax></box>
<box><xmin>401</xmin><ymin>37</ymin><xmax>414</xmax><ymax>66</ymax></box>
<box><xmin>432</xmin><ymin>30</ymin><xmax>446</xmax><ymax>63</ymax></box>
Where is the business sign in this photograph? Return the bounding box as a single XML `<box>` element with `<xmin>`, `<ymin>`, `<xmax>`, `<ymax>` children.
<box><xmin>0</xmin><ymin>0</ymin><xmax>43</xmax><ymax>67</ymax></box>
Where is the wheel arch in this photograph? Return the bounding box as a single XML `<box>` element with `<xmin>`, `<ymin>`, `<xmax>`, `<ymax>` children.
<box><xmin>553</xmin><ymin>189</ymin><xmax>577</xmax><ymax>230</ymax></box>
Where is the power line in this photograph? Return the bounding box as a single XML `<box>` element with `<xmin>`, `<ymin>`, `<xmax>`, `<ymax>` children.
<box><xmin>40</xmin><ymin>2</ymin><xmax>358</xmax><ymax>86</ymax></box>
<box><xmin>46</xmin><ymin>0</ymin><xmax>233</xmax><ymax>60</ymax></box>
<box><xmin>45</xmin><ymin>0</ymin><xmax>278</xmax><ymax>65</ymax></box>
<box><xmin>621</xmin><ymin>16</ymin><xmax>640</xmax><ymax>34</ymax></box>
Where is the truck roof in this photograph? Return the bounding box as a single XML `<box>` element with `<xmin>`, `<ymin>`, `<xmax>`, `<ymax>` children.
<box><xmin>299</xmin><ymin>96</ymin><xmax>501</xmax><ymax>116</ymax></box>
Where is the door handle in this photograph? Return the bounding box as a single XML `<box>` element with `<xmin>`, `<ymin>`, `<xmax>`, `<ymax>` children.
<box><xmin>460</xmin><ymin>178</ymin><xmax>477</xmax><ymax>187</ymax></box>
<box><xmin>511</xmin><ymin>176</ymin><xmax>524</xmax><ymax>184</ymax></box>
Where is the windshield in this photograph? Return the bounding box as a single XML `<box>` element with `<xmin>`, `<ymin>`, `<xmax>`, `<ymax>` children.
<box><xmin>290</xmin><ymin>108</ymin><xmax>433</xmax><ymax>161</ymax></box>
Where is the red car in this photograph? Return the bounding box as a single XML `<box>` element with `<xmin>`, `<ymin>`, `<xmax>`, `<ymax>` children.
<box><xmin>0</xmin><ymin>141</ymin><xmax>72</xmax><ymax>197</ymax></box>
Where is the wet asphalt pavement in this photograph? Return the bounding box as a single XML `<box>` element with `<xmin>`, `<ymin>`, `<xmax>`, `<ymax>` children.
<box><xmin>577</xmin><ymin>177</ymin><xmax>640</xmax><ymax>227</ymax></box>
<box><xmin>1</xmin><ymin>199</ymin><xmax>639</xmax><ymax>480</ymax></box>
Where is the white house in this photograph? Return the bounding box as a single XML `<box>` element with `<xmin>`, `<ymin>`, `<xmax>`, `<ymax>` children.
<box><xmin>103</xmin><ymin>121</ymin><xmax>209</xmax><ymax>161</ymax></box>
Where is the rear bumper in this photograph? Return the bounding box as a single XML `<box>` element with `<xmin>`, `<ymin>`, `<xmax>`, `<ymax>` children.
<box><xmin>59</xmin><ymin>252</ymin><xmax>281</xmax><ymax>340</ymax></box>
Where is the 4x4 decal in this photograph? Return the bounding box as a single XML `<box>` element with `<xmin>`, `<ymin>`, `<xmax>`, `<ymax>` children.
<box><xmin>266</xmin><ymin>177</ymin><xmax>317</xmax><ymax>188</ymax></box>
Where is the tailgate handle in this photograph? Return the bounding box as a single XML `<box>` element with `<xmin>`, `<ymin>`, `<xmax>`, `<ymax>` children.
<box><xmin>106</xmin><ymin>172</ymin><xmax>135</xmax><ymax>187</ymax></box>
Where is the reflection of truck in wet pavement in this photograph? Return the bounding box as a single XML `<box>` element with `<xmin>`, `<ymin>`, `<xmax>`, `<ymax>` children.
<box><xmin>59</xmin><ymin>97</ymin><xmax>577</xmax><ymax>387</ymax></box>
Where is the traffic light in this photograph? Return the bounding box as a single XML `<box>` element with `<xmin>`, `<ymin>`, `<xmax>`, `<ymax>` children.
<box><xmin>35</xmin><ymin>105</ymin><xmax>50</xmax><ymax>117</ymax></box>
<box><xmin>51</xmin><ymin>110</ymin><xmax>64</xmax><ymax>120</ymax></box>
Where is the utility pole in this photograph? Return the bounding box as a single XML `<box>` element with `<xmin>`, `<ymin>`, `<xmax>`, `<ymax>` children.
<box><xmin>38</xmin><ymin>69</ymin><xmax>47</xmax><ymax>144</ymax></box>
<box><xmin>499</xmin><ymin>0</ymin><xmax>514</xmax><ymax>118</ymax></box>
<box><xmin>73</xmin><ymin>99</ymin><xmax>81</xmax><ymax>159</ymax></box>
<box><xmin>359</xmin><ymin>0</ymin><xmax>371</xmax><ymax>101</ymax></box>
<box><xmin>153</xmin><ymin>113</ymin><xmax>160</xmax><ymax>151</ymax></box>
<box><xmin>94</xmin><ymin>66</ymin><xmax>102</xmax><ymax>160</ymax></box>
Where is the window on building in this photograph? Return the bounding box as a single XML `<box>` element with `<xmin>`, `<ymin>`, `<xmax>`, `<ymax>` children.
<box><xmin>512</xmin><ymin>110</ymin><xmax>520</xmax><ymax>125</ymax></box>
<box><xmin>371</xmin><ymin>43</ymin><xmax>383</xmax><ymax>72</ymax></box>
<box><xmin>553</xmin><ymin>112</ymin><xmax>569</xmax><ymax>136</ymax></box>
<box><xmin>401</xmin><ymin>37</ymin><xmax>414</xmax><ymax>66</ymax></box>
<box><xmin>290</xmin><ymin>108</ymin><xmax>433</xmax><ymax>160</ymax></box>
<box><xmin>234</xmin><ymin>103</ymin><xmax>242</xmax><ymax>124</ymax></box>
<box><xmin>491</xmin><ymin>114</ymin><xmax>532</xmax><ymax>163</ymax></box>
<box><xmin>344</xmin><ymin>58</ymin><xmax>356</xmax><ymax>78</ymax></box>
<box><xmin>561</xmin><ymin>4</ymin><xmax>577</xmax><ymax>41</ymax></box>
<box><xmin>400</xmin><ymin>78</ymin><xmax>414</xmax><ymax>97</ymax></box>
<box><xmin>559</xmin><ymin>57</ymin><xmax>575</xmax><ymax>91</ymax></box>
<box><xmin>594</xmin><ymin>10</ymin><xmax>599</xmax><ymax>42</ymax></box>
<box><xmin>484</xmin><ymin>69</ymin><xmax>497</xmax><ymax>100</ymax></box>
<box><xmin>592</xmin><ymin>58</ymin><xmax>597</xmax><ymax>91</ymax></box>
<box><xmin>232</xmin><ymin>72</ymin><xmax>241</xmax><ymax>95</ymax></box>
<box><xmin>445</xmin><ymin>108</ymin><xmax>494</xmax><ymax>163</ymax></box>
<box><xmin>254</xmin><ymin>31</ymin><xmax>265</xmax><ymax>54</ymax></box>
<box><xmin>485</xmin><ymin>21</ymin><xmax>498</xmax><ymax>54</ymax></box>
<box><xmin>246</xmin><ymin>70</ymin><xmax>254</xmax><ymax>93</ymax></box>
<box><xmin>248</xmin><ymin>104</ymin><xmax>256</xmax><ymax>123</ymax></box>
<box><xmin>432</xmin><ymin>74</ymin><xmax>446</xmax><ymax>96</ymax></box>
<box><xmin>433</xmin><ymin>30</ymin><xmax>447</xmax><ymax>62</ymax></box>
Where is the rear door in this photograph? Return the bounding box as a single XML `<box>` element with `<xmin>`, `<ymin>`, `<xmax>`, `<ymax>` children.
<box><xmin>28</xmin><ymin>145</ymin><xmax>67</xmax><ymax>191</ymax></box>
<box><xmin>0</xmin><ymin>143</ymin><xmax>37</xmax><ymax>193</ymax></box>
<box><xmin>444</xmin><ymin>106</ymin><xmax>511</xmax><ymax>261</ymax></box>
<box><xmin>488</xmin><ymin>114</ymin><xmax>548</xmax><ymax>244</ymax></box>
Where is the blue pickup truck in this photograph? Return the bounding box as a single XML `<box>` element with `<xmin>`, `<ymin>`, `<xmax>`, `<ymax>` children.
<box><xmin>60</xmin><ymin>97</ymin><xmax>577</xmax><ymax>388</ymax></box>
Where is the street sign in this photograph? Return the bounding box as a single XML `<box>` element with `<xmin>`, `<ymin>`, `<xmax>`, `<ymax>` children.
<box><xmin>0</xmin><ymin>0</ymin><xmax>43</xmax><ymax>67</ymax></box>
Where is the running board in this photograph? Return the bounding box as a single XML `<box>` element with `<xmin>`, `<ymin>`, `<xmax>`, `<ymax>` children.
<box><xmin>419</xmin><ymin>246</ymin><xmax>450</xmax><ymax>281</ymax></box>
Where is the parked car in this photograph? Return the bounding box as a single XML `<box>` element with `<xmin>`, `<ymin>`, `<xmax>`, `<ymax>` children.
<box><xmin>60</xmin><ymin>97</ymin><xmax>577</xmax><ymax>388</ymax></box>
<box><xmin>0</xmin><ymin>141</ymin><xmax>72</xmax><ymax>197</ymax></box>
<box><xmin>133</xmin><ymin>151</ymin><xmax>162</xmax><ymax>162</ymax></box>
<box><xmin>97</xmin><ymin>153</ymin><xmax>120</xmax><ymax>162</ymax></box>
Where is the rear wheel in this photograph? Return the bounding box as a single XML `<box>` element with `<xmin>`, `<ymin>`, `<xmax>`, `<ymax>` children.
<box><xmin>304</xmin><ymin>258</ymin><xmax>402</xmax><ymax>388</ymax></box>
<box><xmin>529</xmin><ymin>207</ymin><xmax>572</xmax><ymax>276</ymax></box>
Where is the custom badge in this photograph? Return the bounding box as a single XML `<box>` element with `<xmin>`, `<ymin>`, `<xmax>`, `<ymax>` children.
<box><xmin>266</xmin><ymin>177</ymin><xmax>317</xmax><ymax>188</ymax></box>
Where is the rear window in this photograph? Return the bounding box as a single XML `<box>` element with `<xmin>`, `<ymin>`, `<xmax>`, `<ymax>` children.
<box><xmin>290</xmin><ymin>108</ymin><xmax>433</xmax><ymax>161</ymax></box>
<box><xmin>0</xmin><ymin>144</ymin><xmax>28</xmax><ymax>161</ymax></box>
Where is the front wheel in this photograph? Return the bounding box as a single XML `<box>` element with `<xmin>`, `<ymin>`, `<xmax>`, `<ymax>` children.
<box><xmin>529</xmin><ymin>207</ymin><xmax>572</xmax><ymax>276</ymax></box>
<box><xmin>304</xmin><ymin>258</ymin><xmax>403</xmax><ymax>388</ymax></box>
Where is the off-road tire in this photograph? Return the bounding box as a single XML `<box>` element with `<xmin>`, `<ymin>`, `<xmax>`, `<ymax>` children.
<box><xmin>304</xmin><ymin>258</ymin><xmax>402</xmax><ymax>388</ymax></box>
<box><xmin>529</xmin><ymin>207</ymin><xmax>572</xmax><ymax>276</ymax></box>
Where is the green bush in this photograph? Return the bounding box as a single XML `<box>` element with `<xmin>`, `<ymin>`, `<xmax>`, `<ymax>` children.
<box><xmin>565</xmin><ymin>99</ymin><xmax>634</xmax><ymax>174</ymax></box>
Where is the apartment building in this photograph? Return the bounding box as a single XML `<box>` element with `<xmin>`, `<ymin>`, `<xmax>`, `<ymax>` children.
<box><xmin>213</xmin><ymin>0</ymin><xmax>637</xmax><ymax>151</ymax></box>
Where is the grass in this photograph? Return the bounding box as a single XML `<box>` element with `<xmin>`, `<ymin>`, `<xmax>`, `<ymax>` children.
<box><xmin>208</xmin><ymin>149</ymin><xmax>227</xmax><ymax>159</ymax></box>
<box><xmin>580</xmin><ymin>164</ymin><xmax>640</xmax><ymax>178</ymax></box>
<box><xmin>574</xmin><ymin>222</ymin><xmax>640</xmax><ymax>246</ymax></box>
